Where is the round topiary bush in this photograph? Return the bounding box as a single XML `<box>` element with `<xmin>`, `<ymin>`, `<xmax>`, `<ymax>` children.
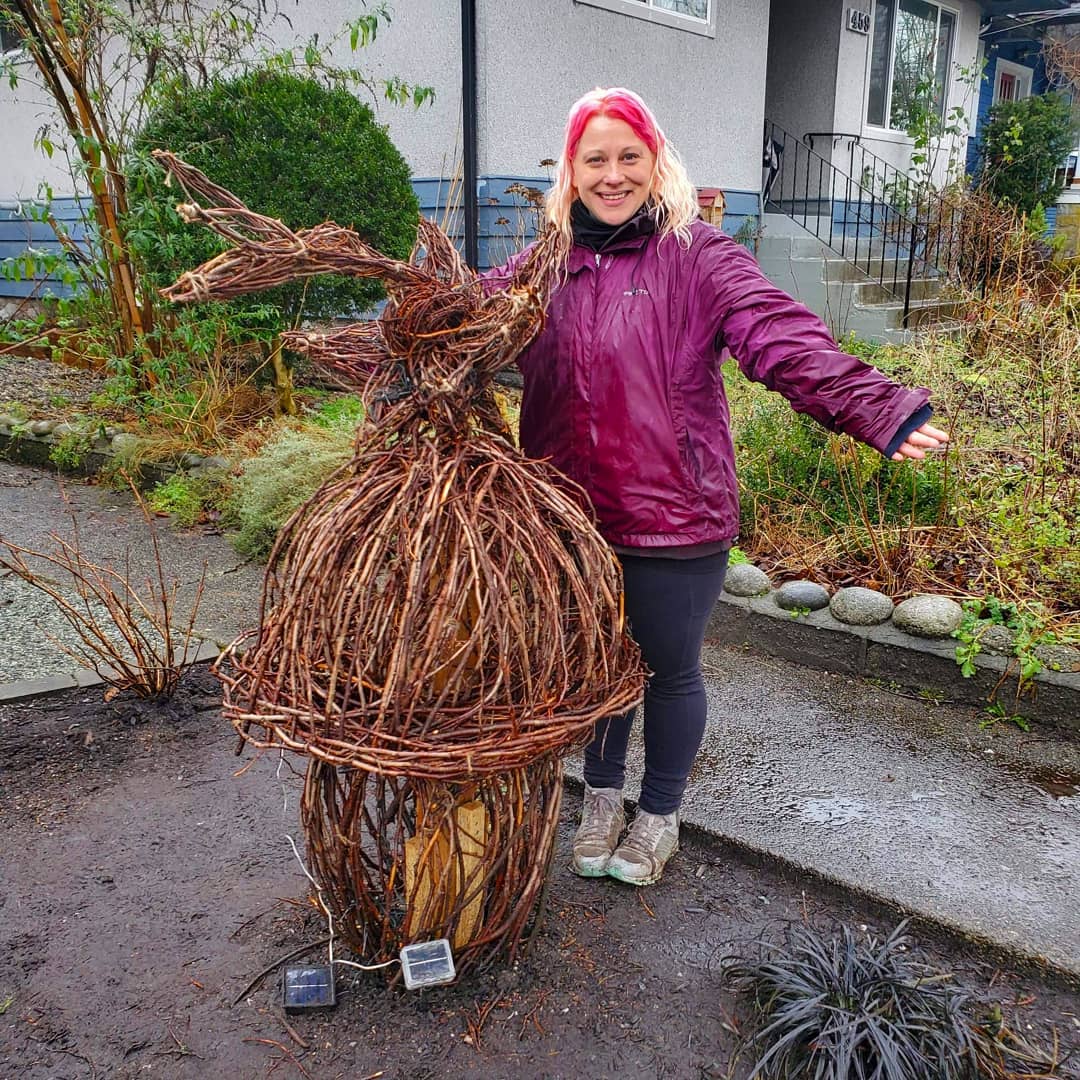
<box><xmin>126</xmin><ymin>69</ymin><xmax>420</xmax><ymax>327</ymax></box>
<box><xmin>976</xmin><ymin>92</ymin><xmax>1080</xmax><ymax>215</ymax></box>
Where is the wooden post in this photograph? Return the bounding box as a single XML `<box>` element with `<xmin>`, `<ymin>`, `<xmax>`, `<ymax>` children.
<box><xmin>452</xmin><ymin>800</ymin><xmax>488</xmax><ymax>948</ymax></box>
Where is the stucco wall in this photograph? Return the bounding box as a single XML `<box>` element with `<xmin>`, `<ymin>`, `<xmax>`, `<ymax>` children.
<box><xmin>0</xmin><ymin>0</ymin><xmax>768</xmax><ymax>201</ymax></box>
<box><xmin>0</xmin><ymin>59</ymin><xmax>81</xmax><ymax>199</ymax></box>
<box><xmin>478</xmin><ymin>0</ymin><xmax>769</xmax><ymax>190</ymax></box>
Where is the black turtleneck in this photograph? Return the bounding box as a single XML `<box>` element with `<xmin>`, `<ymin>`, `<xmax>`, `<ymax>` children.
<box><xmin>570</xmin><ymin>199</ymin><xmax>658</xmax><ymax>251</ymax></box>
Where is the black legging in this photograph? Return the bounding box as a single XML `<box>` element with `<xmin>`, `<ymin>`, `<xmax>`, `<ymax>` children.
<box><xmin>584</xmin><ymin>550</ymin><xmax>729</xmax><ymax>815</ymax></box>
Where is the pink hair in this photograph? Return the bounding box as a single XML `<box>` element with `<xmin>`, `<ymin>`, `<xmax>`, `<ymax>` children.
<box><xmin>546</xmin><ymin>87</ymin><xmax>698</xmax><ymax>268</ymax></box>
<box><xmin>564</xmin><ymin>87</ymin><xmax>665</xmax><ymax>161</ymax></box>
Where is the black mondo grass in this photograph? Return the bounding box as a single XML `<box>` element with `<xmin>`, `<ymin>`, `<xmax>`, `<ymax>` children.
<box><xmin>725</xmin><ymin>921</ymin><xmax>985</xmax><ymax>1080</ymax></box>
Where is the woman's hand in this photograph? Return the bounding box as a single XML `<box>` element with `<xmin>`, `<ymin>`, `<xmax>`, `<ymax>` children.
<box><xmin>891</xmin><ymin>422</ymin><xmax>949</xmax><ymax>462</ymax></box>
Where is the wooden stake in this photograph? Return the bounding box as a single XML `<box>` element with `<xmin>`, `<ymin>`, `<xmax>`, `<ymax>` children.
<box><xmin>453</xmin><ymin>800</ymin><xmax>489</xmax><ymax>949</ymax></box>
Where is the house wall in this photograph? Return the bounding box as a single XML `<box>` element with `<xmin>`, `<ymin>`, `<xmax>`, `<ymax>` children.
<box><xmin>764</xmin><ymin>0</ymin><xmax>842</xmax><ymax>147</ymax></box>
<box><xmin>0</xmin><ymin>0</ymin><xmax>768</xmax><ymax>200</ymax></box>
<box><xmin>832</xmin><ymin>0</ymin><xmax>984</xmax><ymax>185</ymax></box>
<box><xmin>0</xmin><ymin>61</ymin><xmax>82</xmax><ymax>199</ymax></box>
<box><xmin>478</xmin><ymin>0</ymin><xmax>768</xmax><ymax>191</ymax></box>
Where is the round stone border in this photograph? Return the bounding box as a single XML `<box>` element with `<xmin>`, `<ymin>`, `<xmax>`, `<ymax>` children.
<box><xmin>0</xmin><ymin>416</ymin><xmax>230</xmax><ymax>484</ymax></box>
<box><xmin>715</xmin><ymin>566</ymin><xmax>1080</xmax><ymax>733</ymax></box>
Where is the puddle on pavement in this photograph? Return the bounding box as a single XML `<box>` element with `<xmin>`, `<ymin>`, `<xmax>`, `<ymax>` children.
<box><xmin>992</xmin><ymin>760</ymin><xmax>1080</xmax><ymax>801</ymax></box>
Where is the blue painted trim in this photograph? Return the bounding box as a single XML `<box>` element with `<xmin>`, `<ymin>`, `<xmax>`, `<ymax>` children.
<box><xmin>0</xmin><ymin>180</ymin><xmax>766</xmax><ymax>294</ymax></box>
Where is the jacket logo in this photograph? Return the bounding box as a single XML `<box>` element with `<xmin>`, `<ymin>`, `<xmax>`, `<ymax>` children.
<box><xmin>623</xmin><ymin>287</ymin><xmax>650</xmax><ymax>297</ymax></box>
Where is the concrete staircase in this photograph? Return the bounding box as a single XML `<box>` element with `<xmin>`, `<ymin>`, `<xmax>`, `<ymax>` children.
<box><xmin>755</xmin><ymin>213</ymin><xmax>962</xmax><ymax>344</ymax></box>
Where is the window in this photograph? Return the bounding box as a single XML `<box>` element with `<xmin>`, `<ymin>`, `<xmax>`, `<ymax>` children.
<box><xmin>574</xmin><ymin>0</ymin><xmax>713</xmax><ymax>37</ymax></box>
<box><xmin>866</xmin><ymin>0</ymin><xmax>957</xmax><ymax>131</ymax></box>
<box><xmin>992</xmin><ymin>59</ymin><xmax>1032</xmax><ymax>105</ymax></box>
<box><xmin>1</xmin><ymin>13</ymin><xmax>22</xmax><ymax>55</ymax></box>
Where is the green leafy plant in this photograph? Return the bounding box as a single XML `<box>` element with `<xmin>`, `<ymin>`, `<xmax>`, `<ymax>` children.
<box><xmin>977</xmin><ymin>92</ymin><xmax>1080</xmax><ymax>214</ymax></box>
<box><xmin>147</xmin><ymin>472</ymin><xmax>217</xmax><ymax>527</ymax></box>
<box><xmin>127</xmin><ymin>69</ymin><xmax>419</xmax><ymax>327</ymax></box>
<box><xmin>48</xmin><ymin>429</ymin><xmax>93</xmax><ymax>470</ymax></box>
<box><xmin>126</xmin><ymin>67</ymin><xmax>420</xmax><ymax>410</ymax></box>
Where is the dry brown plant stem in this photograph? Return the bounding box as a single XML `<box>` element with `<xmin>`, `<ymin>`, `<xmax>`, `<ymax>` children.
<box><xmin>0</xmin><ymin>483</ymin><xmax>207</xmax><ymax>699</ymax></box>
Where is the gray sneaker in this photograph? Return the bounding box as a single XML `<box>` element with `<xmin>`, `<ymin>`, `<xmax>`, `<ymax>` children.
<box><xmin>605</xmin><ymin>809</ymin><xmax>679</xmax><ymax>886</ymax></box>
<box><xmin>572</xmin><ymin>784</ymin><xmax>625</xmax><ymax>877</ymax></box>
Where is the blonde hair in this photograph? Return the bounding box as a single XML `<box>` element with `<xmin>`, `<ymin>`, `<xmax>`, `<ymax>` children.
<box><xmin>545</xmin><ymin>87</ymin><xmax>699</xmax><ymax>268</ymax></box>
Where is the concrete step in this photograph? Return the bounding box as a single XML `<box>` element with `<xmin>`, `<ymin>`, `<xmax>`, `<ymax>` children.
<box><xmin>869</xmin><ymin>296</ymin><xmax>966</xmax><ymax>331</ymax></box>
<box><xmin>565</xmin><ymin>641</ymin><xmax>1080</xmax><ymax>979</ymax></box>
<box><xmin>855</xmin><ymin>277</ymin><xmax>942</xmax><ymax>305</ymax></box>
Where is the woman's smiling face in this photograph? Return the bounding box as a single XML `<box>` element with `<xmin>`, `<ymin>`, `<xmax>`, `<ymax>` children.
<box><xmin>571</xmin><ymin>114</ymin><xmax>656</xmax><ymax>226</ymax></box>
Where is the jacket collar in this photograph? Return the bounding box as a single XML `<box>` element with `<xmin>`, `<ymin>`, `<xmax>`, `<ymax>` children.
<box><xmin>567</xmin><ymin>227</ymin><xmax>654</xmax><ymax>275</ymax></box>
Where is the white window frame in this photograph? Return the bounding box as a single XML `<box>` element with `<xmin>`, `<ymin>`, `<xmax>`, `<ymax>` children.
<box><xmin>573</xmin><ymin>0</ymin><xmax>715</xmax><ymax>38</ymax></box>
<box><xmin>863</xmin><ymin>0</ymin><xmax>961</xmax><ymax>135</ymax></box>
<box><xmin>992</xmin><ymin>58</ymin><xmax>1033</xmax><ymax>105</ymax></box>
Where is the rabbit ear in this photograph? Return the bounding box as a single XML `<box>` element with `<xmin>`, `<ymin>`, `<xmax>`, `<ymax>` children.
<box><xmin>154</xmin><ymin>152</ymin><xmax>430</xmax><ymax>302</ymax></box>
<box><xmin>412</xmin><ymin>218</ymin><xmax>474</xmax><ymax>286</ymax></box>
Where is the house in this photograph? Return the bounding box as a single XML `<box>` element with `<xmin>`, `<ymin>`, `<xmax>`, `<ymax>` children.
<box><xmin>967</xmin><ymin>6</ymin><xmax>1080</xmax><ymax>248</ymax></box>
<box><xmin>0</xmin><ymin>1</ymin><xmax>1073</xmax><ymax>317</ymax></box>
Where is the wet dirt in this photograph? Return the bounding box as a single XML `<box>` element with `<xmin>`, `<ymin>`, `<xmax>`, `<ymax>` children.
<box><xmin>1</xmin><ymin>669</ymin><xmax>1078</xmax><ymax>1080</ymax></box>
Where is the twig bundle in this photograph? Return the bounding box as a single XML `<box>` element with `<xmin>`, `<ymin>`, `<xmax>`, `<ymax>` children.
<box><xmin>155</xmin><ymin>152</ymin><xmax>643</xmax><ymax>972</ymax></box>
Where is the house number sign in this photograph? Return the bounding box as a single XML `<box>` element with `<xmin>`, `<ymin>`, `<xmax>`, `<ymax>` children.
<box><xmin>847</xmin><ymin>8</ymin><xmax>871</xmax><ymax>33</ymax></box>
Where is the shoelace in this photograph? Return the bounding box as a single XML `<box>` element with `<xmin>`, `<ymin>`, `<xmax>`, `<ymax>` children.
<box><xmin>579</xmin><ymin>792</ymin><xmax>621</xmax><ymax>842</ymax></box>
<box><xmin>622</xmin><ymin>813</ymin><xmax>673</xmax><ymax>854</ymax></box>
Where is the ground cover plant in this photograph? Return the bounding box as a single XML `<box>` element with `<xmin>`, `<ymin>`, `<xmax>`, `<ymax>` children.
<box><xmin>725</xmin><ymin>920</ymin><xmax>1064</xmax><ymax>1079</ymax></box>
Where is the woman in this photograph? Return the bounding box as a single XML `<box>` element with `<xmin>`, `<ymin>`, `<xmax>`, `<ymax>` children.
<box><xmin>488</xmin><ymin>87</ymin><xmax>947</xmax><ymax>887</ymax></box>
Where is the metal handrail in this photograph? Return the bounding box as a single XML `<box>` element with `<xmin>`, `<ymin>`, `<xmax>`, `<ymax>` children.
<box><xmin>802</xmin><ymin>131</ymin><xmax>863</xmax><ymax>150</ymax></box>
<box><xmin>763</xmin><ymin>119</ymin><xmax>965</xmax><ymax>327</ymax></box>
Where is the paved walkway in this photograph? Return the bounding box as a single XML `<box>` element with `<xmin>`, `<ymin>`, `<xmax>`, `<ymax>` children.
<box><xmin>3</xmin><ymin>461</ymin><xmax>1078</xmax><ymax>978</ymax></box>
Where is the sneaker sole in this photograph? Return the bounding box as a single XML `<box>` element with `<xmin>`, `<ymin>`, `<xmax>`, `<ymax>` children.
<box><xmin>605</xmin><ymin>844</ymin><xmax>678</xmax><ymax>887</ymax></box>
<box><xmin>571</xmin><ymin>858</ymin><xmax>612</xmax><ymax>878</ymax></box>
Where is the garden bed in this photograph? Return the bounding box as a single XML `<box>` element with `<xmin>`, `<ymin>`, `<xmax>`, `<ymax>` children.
<box><xmin>1</xmin><ymin>668</ymin><xmax>1077</xmax><ymax>1078</ymax></box>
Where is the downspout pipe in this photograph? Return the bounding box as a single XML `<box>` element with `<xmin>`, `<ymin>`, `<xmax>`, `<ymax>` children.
<box><xmin>461</xmin><ymin>0</ymin><xmax>479</xmax><ymax>269</ymax></box>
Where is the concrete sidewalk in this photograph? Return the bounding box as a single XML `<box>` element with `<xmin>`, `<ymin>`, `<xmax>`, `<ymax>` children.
<box><xmin>3</xmin><ymin>461</ymin><xmax>1078</xmax><ymax>979</ymax></box>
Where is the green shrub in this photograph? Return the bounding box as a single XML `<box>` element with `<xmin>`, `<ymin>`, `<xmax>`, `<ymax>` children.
<box><xmin>732</xmin><ymin>384</ymin><xmax>946</xmax><ymax>536</ymax></box>
<box><xmin>226</xmin><ymin>424</ymin><xmax>355</xmax><ymax>559</ymax></box>
<box><xmin>48</xmin><ymin>430</ymin><xmax>94</xmax><ymax>471</ymax></box>
<box><xmin>977</xmin><ymin>92</ymin><xmax>1080</xmax><ymax>215</ymax></box>
<box><xmin>126</xmin><ymin>68</ymin><xmax>419</xmax><ymax>329</ymax></box>
<box><xmin>148</xmin><ymin>472</ymin><xmax>217</xmax><ymax>527</ymax></box>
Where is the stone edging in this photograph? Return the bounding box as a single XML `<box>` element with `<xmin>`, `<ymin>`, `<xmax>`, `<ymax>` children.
<box><xmin>708</xmin><ymin>590</ymin><xmax>1080</xmax><ymax>732</ymax></box>
<box><xmin>0</xmin><ymin>419</ymin><xmax>228</xmax><ymax>483</ymax></box>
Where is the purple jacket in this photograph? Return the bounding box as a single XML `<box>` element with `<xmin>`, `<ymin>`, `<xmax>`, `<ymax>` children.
<box><xmin>488</xmin><ymin>220</ymin><xmax>930</xmax><ymax>549</ymax></box>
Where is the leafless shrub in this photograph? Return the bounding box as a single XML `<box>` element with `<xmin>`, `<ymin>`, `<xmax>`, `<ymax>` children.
<box><xmin>0</xmin><ymin>484</ymin><xmax>207</xmax><ymax>700</ymax></box>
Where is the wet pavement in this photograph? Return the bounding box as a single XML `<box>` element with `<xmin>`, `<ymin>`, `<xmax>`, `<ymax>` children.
<box><xmin>3</xmin><ymin>461</ymin><xmax>1079</xmax><ymax>978</ymax></box>
<box><xmin>0</xmin><ymin>461</ymin><xmax>264</xmax><ymax>682</ymax></box>
<box><xmin>567</xmin><ymin>647</ymin><xmax>1080</xmax><ymax>978</ymax></box>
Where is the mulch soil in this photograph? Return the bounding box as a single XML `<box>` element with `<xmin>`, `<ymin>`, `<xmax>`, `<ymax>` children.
<box><xmin>1</xmin><ymin>667</ymin><xmax>1078</xmax><ymax>1080</ymax></box>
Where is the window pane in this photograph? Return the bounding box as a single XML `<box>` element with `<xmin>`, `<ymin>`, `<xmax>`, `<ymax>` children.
<box><xmin>867</xmin><ymin>0</ymin><xmax>896</xmax><ymax>127</ymax></box>
<box><xmin>652</xmin><ymin>0</ymin><xmax>709</xmax><ymax>19</ymax></box>
<box><xmin>1</xmin><ymin>13</ymin><xmax>21</xmax><ymax>53</ymax></box>
<box><xmin>890</xmin><ymin>0</ymin><xmax>938</xmax><ymax>130</ymax></box>
<box><xmin>934</xmin><ymin>10</ymin><xmax>955</xmax><ymax>119</ymax></box>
